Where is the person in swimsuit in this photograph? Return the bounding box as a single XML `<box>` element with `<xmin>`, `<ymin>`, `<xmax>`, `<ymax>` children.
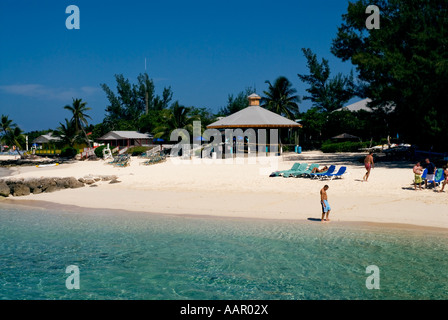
<box><xmin>413</xmin><ymin>162</ymin><xmax>423</xmax><ymax>190</ymax></box>
<box><xmin>320</xmin><ymin>185</ymin><xmax>331</xmax><ymax>222</ymax></box>
<box><xmin>363</xmin><ymin>152</ymin><xmax>374</xmax><ymax>182</ymax></box>
<box><xmin>311</xmin><ymin>166</ymin><xmax>329</xmax><ymax>174</ymax></box>
<box><xmin>439</xmin><ymin>167</ymin><xmax>448</xmax><ymax>193</ymax></box>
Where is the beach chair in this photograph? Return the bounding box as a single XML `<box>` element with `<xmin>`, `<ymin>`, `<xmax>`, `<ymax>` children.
<box><xmin>421</xmin><ymin>168</ymin><xmax>427</xmax><ymax>180</ymax></box>
<box><xmin>114</xmin><ymin>154</ymin><xmax>131</xmax><ymax>167</ymax></box>
<box><xmin>322</xmin><ymin>166</ymin><xmax>347</xmax><ymax>180</ymax></box>
<box><xmin>282</xmin><ymin>163</ymin><xmax>308</xmax><ymax>178</ymax></box>
<box><xmin>296</xmin><ymin>164</ymin><xmax>320</xmax><ymax>178</ymax></box>
<box><xmin>310</xmin><ymin>165</ymin><xmax>336</xmax><ymax>180</ymax></box>
<box><xmin>427</xmin><ymin>168</ymin><xmax>444</xmax><ymax>186</ymax></box>
<box><xmin>270</xmin><ymin>163</ymin><xmax>301</xmax><ymax>177</ymax></box>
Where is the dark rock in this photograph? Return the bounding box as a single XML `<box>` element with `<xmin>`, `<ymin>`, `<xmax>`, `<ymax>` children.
<box><xmin>11</xmin><ymin>183</ymin><xmax>30</xmax><ymax>197</ymax></box>
<box><xmin>55</xmin><ymin>178</ymin><xmax>68</xmax><ymax>189</ymax></box>
<box><xmin>109</xmin><ymin>179</ymin><xmax>121</xmax><ymax>184</ymax></box>
<box><xmin>33</xmin><ymin>187</ymin><xmax>43</xmax><ymax>195</ymax></box>
<box><xmin>66</xmin><ymin>177</ymin><xmax>84</xmax><ymax>188</ymax></box>
<box><xmin>1</xmin><ymin>176</ymin><xmax>84</xmax><ymax>197</ymax></box>
<box><xmin>44</xmin><ymin>185</ymin><xmax>59</xmax><ymax>193</ymax></box>
<box><xmin>101</xmin><ymin>175</ymin><xmax>118</xmax><ymax>181</ymax></box>
<box><xmin>0</xmin><ymin>180</ymin><xmax>10</xmax><ymax>197</ymax></box>
<box><xmin>84</xmin><ymin>178</ymin><xmax>96</xmax><ymax>185</ymax></box>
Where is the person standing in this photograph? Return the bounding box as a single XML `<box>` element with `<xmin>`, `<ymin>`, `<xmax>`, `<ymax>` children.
<box><xmin>320</xmin><ymin>185</ymin><xmax>331</xmax><ymax>222</ymax></box>
<box><xmin>413</xmin><ymin>162</ymin><xmax>423</xmax><ymax>190</ymax></box>
<box><xmin>363</xmin><ymin>152</ymin><xmax>374</xmax><ymax>182</ymax></box>
<box><xmin>424</xmin><ymin>158</ymin><xmax>437</xmax><ymax>189</ymax></box>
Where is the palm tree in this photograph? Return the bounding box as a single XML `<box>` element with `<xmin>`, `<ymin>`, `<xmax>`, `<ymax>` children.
<box><xmin>3</xmin><ymin>126</ymin><xmax>25</xmax><ymax>158</ymax></box>
<box><xmin>1</xmin><ymin>115</ymin><xmax>25</xmax><ymax>158</ymax></box>
<box><xmin>153</xmin><ymin>101</ymin><xmax>198</xmax><ymax>141</ymax></box>
<box><xmin>54</xmin><ymin>118</ymin><xmax>79</xmax><ymax>147</ymax></box>
<box><xmin>64</xmin><ymin>98</ymin><xmax>92</xmax><ymax>147</ymax></box>
<box><xmin>261</xmin><ymin>76</ymin><xmax>301</xmax><ymax>120</ymax></box>
<box><xmin>1</xmin><ymin>114</ymin><xmax>14</xmax><ymax>133</ymax></box>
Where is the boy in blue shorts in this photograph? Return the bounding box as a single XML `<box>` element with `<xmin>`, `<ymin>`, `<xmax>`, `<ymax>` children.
<box><xmin>320</xmin><ymin>185</ymin><xmax>331</xmax><ymax>222</ymax></box>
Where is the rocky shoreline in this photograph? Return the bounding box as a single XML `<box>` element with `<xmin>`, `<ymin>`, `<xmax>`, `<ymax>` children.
<box><xmin>0</xmin><ymin>175</ymin><xmax>119</xmax><ymax>197</ymax></box>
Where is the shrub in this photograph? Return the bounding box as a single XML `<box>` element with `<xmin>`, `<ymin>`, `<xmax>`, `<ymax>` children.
<box><xmin>94</xmin><ymin>145</ymin><xmax>108</xmax><ymax>158</ymax></box>
<box><xmin>60</xmin><ymin>147</ymin><xmax>78</xmax><ymax>158</ymax></box>
<box><xmin>127</xmin><ymin>146</ymin><xmax>149</xmax><ymax>156</ymax></box>
<box><xmin>321</xmin><ymin>141</ymin><xmax>372</xmax><ymax>153</ymax></box>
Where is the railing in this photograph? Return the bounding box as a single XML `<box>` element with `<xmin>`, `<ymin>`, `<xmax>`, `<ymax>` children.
<box><xmin>80</xmin><ymin>148</ymin><xmax>95</xmax><ymax>159</ymax></box>
<box><xmin>118</xmin><ymin>147</ymin><xmax>128</xmax><ymax>155</ymax></box>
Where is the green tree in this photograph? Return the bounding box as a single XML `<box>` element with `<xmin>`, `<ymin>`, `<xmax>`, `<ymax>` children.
<box><xmin>0</xmin><ymin>114</ymin><xmax>14</xmax><ymax>134</ymax></box>
<box><xmin>261</xmin><ymin>76</ymin><xmax>300</xmax><ymax>119</ymax></box>
<box><xmin>101</xmin><ymin>73</ymin><xmax>173</xmax><ymax>131</ymax></box>
<box><xmin>217</xmin><ymin>87</ymin><xmax>255</xmax><ymax>116</ymax></box>
<box><xmin>298</xmin><ymin>108</ymin><xmax>328</xmax><ymax>150</ymax></box>
<box><xmin>54</xmin><ymin>118</ymin><xmax>80</xmax><ymax>147</ymax></box>
<box><xmin>1</xmin><ymin>115</ymin><xmax>25</xmax><ymax>158</ymax></box>
<box><xmin>331</xmin><ymin>0</ymin><xmax>448</xmax><ymax>150</ymax></box>
<box><xmin>64</xmin><ymin>98</ymin><xmax>92</xmax><ymax>147</ymax></box>
<box><xmin>153</xmin><ymin>102</ymin><xmax>199</xmax><ymax>141</ymax></box>
<box><xmin>298</xmin><ymin>48</ymin><xmax>356</xmax><ymax>112</ymax></box>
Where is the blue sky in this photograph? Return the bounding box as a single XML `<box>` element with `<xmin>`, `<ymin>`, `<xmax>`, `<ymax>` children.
<box><xmin>0</xmin><ymin>0</ymin><xmax>356</xmax><ymax>132</ymax></box>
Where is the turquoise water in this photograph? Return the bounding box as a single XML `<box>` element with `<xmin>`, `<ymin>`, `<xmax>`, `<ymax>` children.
<box><xmin>0</xmin><ymin>204</ymin><xmax>447</xmax><ymax>300</ymax></box>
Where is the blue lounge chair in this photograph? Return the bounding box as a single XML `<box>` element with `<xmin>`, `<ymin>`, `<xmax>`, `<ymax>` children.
<box><xmin>427</xmin><ymin>168</ymin><xmax>444</xmax><ymax>186</ymax></box>
<box><xmin>310</xmin><ymin>165</ymin><xmax>336</xmax><ymax>179</ymax></box>
<box><xmin>322</xmin><ymin>166</ymin><xmax>347</xmax><ymax>180</ymax></box>
<box><xmin>421</xmin><ymin>168</ymin><xmax>427</xmax><ymax>180</ymax></box>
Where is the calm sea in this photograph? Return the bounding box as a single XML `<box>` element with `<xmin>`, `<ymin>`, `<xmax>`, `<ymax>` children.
<box><xmin>0</xmin><ymin>203</ymin><xmax>447</xmax><ymax>300</ymax></box>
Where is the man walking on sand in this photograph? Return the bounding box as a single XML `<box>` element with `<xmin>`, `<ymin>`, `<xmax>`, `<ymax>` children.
<box><xmin>320</xmin><ymin>185</ymin><xmax>331</xmax><ymax>222</ymax></box>
<box><xmin>363</xmin><ymin>151</ymin><xmax>374</xmax><ymax>182</ymax></box>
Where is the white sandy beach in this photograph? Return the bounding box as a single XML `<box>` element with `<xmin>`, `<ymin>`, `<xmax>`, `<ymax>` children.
<box><xmin>1</xmin><ymin>151</ymin><xmax>448</xmax><ymax>229</ymax></box>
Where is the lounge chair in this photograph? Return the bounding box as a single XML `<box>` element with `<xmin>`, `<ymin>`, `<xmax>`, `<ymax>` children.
<box><xmin>322</xmin><ymin>166</ymin><xmax>347</xmax><ymax>180</ymax></box>
<box><xmin>293</xmin><ymin>163</ymin><xmax>320</xmax><ymax>178</ymax></box>
<box><xmin>421</xmin><ymin>168</ymin><xmax>427</xmax><ymax>180</ymax></box>
<box><xmin>427</xmin><ymin>168</ymin><xmax>444</xmax><ymax>186</ymax></box>
<box><xmin>310</xmin><ymin>165</ymin><xmax>336</xmax><ymax>179</ymax></box>
<box><xmin>270</xmin><ymin>163</ymin><xmax>301</xmax><ymax>177</ymax></box>
<box><xmin>282</xmin><ymin>163</ymin><xmax>308</xmax><ymax>178</ymax></box>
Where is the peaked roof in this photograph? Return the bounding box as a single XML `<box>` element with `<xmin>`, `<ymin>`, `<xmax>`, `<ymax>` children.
<box><xmin>334</xmin><ymin>98</ymin><xmax>396</xmax><ymax>113</ymax></box>
<box><xmin>97</xmin><ymin>131</ymin><xmax>153</xmax><ymax>140</ymax></box>
<box><xmin>335</xmin><ymin>98</ymin><xmax>373</xmax><ymax>112</ymax></box>
<box><xmin>331</xmin><ymin>133</ymin><xmax>360</xmax><ymax>140</ymax></box>
<box><xmin>207</xmin><ymin>106</ymin><xmax>302</xmax><ymax>129</ymax></box>
<box><xmin>32</xmin><ymin>132</ymin><xmax>61</xmax><ymax>144</ymax></box>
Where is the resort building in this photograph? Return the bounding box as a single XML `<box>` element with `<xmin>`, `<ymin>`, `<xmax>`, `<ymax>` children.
<box><xmin>207</xmin><ymin>94</ymin><xmax>302</xmax><ymax>155</ymax></box>
<box><xmin>32</xmin><ymin>132</ymin><xmax>61</xmax><ymax>149</ymax></box>
<box><xmin>96</xmin><ymin>131</ymin><xmax>154</xmax><ymax>148</ymax></box>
